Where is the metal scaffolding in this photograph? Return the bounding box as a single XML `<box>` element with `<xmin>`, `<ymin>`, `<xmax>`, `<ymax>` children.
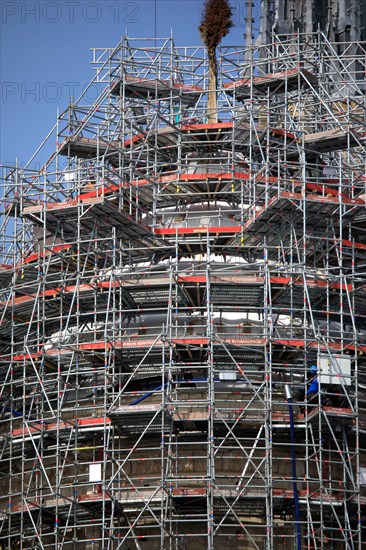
<box><xmin>0</xmin><ymin>31</ymin><xmax>366</xmax><ymax>549</ymax></box>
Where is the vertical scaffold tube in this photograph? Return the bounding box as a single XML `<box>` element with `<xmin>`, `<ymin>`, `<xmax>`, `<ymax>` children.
<box><xmin>285</xmin><ymin>384</ymin><xmax>301</xmax><ymax>550</ymax></box>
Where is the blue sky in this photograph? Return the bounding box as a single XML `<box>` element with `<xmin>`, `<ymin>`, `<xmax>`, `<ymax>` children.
<box><xmin>1</xmin><ymin>1</ymin><xmax>258</xmax><ymax>166</ymax></box>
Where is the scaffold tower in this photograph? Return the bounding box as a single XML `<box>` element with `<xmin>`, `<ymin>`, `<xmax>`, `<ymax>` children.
<box><xmin>0</xmin><ymin>31</ymin><xmax>366</xmax><ymax>549</ymax></box>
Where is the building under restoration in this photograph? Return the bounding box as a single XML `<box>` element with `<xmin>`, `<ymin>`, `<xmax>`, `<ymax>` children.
<box><xmin>0</xmin><ymin>18</ymin><xmax>366</xmax><ymax>550</ymax></box>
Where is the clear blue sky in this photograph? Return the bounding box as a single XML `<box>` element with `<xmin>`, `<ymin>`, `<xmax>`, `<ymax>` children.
<box><xmin>1</xmin><ymin>1</ymin><xmax>258</xmax><ymax>167</ymax></box>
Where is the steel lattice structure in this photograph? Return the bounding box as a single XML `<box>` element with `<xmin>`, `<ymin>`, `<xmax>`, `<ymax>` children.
<box><xmin>0</xmin><ymin>31</ymin><xmax>366</xmax><ymax>549</ymax></box>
